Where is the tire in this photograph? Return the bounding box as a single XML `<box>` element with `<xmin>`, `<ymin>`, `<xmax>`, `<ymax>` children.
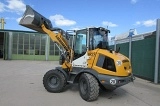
<box><xmin>43</xmin><ymin>69</ymin><xmax>67</xmax><ymax>93</ymax></box>
<box><xmin>79</xmin><ymin>73</ymin><xmax>99</xmax><ymax>101</ymax></box>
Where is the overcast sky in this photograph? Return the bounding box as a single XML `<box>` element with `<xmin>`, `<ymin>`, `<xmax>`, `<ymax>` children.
<box><xmin>0</xmin><ymin>0</ymin><xmax>160</xmax><ymax>36</ymax></box>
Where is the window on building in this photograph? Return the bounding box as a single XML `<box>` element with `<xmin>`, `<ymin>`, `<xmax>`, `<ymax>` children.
<box><xmin>18</xmin><ymin>33</ymin><xmax>24</xmax><ymax>54</ymax></box>
<box><xmin>35</xmin><ymin>35</ymin><xmax>40</xmax><ymax>55</ymax></box>
<box><xmin>11</xmin><ymin>32</ymin><xmax>49</xmax><ymax>57</ymax></box>
<box><xmin>30</xmin><ymin>34</ymin><xmax>35</xmax><ymax>55</ymax></box>
<box><xmin>12</xmin><ymin>32</ymin><xmax>18</xmax><ymax>54</ymax></box>
<box><xmin>50</xmin><ymin>40</ymin><xmax>55</xmax><ymax>55</ymax></box>
<box><xmin>24</xmin><ymin>33</ymin><xmax>29</xmax><ymax>55</ymax></box>
<box><xmin>41</xmin><ymin>35</ymin><xmax>46</xmax><ymax>55</ymax></box>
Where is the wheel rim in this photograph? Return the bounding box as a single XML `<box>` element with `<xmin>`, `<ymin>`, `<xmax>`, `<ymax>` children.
<box><xmin>47</xmin><ymin>75</ymin><xmax>60</xmax><ymax>88</ymax></box>
<box><xmin>80</xmin><ymin>79</ymin><xmax>88</xmax><ymax>95</ymax></box>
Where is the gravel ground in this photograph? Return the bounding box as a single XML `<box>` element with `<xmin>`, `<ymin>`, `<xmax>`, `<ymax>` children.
<box><xmin>0</xmin><ymin>60</ymin><xmax>160</xmax><ymax>106</ymax></box>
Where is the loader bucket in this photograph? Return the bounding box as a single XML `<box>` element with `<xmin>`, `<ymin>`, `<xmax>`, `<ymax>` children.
<box><xmin>19</xmin><ymin>5</ymin><xmax>53</xmax><ymax>33</ymax></box>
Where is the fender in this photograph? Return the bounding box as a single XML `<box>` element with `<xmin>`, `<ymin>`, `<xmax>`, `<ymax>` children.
<box><xmin>71</xmin><ymin>67</ymin><xmax>99</xmax><ymax>83</ymax></box>
<box><xmin>55</xmin><ymin>67</ymin><xmax>69</xmax><ymax>79</ymax></box>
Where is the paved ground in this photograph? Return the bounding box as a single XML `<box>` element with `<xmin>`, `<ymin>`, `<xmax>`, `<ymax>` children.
<box><xmin>0</xmin><ymin>60</ymin><xmax>160</xmax><ymax>106</ymax></box>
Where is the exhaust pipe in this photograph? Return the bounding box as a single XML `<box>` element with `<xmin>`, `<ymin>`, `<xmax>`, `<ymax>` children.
<box><xmin>19</xmin><ymin>5</ymin><xmax>53</xmax><ymax>33</ymax></box>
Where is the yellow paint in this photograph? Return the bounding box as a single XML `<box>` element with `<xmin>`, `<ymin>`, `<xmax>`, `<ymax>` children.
<box><xmin>91</xmin><ymin>49</ymin><xmax>132</xmax><ymax>76</ymax></box>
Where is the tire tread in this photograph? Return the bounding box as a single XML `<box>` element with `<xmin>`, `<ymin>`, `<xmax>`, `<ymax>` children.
<box><xmin>43</xmin><ymin>69</ymin><xmax>66</xmax><ymax>93</ymax></box>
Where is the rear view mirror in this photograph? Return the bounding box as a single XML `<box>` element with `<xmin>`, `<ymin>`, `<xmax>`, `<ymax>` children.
<box><xmin>65</xmin><ymin>32</ymin><xmax>70</xmax><ymax>40</ymax></box>
<box><xmin>115</xmin><ymin>47</ymin><xmax>120</xmax><ymax>53</ymax></box>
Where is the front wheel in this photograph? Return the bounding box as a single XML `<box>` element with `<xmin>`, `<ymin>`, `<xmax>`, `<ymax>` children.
<box><xmin>43</xmin><ymin>69</ymin><xmax>67</xmax><ymax>93</ymax></box>
<box><xmin>79</xmin><ymin>73</ymin><xmax>99</xmax><ymax>101</ymax></box>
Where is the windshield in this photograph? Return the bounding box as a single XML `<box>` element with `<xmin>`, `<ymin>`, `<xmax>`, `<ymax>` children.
<box><xmin>89</xmin><ymin>28</ymin><xmax>109</xmax><ymax>50</ymax></box>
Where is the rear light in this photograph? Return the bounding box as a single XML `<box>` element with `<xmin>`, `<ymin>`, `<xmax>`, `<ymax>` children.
<box><xmin>118</xmin><ymin>80</ymin><xmax>126</xmax><ymax>83</ymax></box>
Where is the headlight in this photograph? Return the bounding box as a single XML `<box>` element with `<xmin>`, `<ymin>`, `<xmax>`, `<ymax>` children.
<box><xmin>116</xmin><ymin>60</ymin><xmax>122</xmax><ymax>66</ymax></box>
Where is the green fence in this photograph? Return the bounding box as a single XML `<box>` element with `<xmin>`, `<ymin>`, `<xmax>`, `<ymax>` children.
<box><xmin>117</xmin><ymin>43</ymin><xmax>129</xmax><ymax>57</ymax></box>
<box><xmin>131</xmin><ymin>36</ymin><xmax>156</xmax><ymax>81</ymax></box>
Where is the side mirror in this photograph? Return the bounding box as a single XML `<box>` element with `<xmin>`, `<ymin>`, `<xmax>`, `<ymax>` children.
<box><xmin>115</xmin><ymin>47</ymin><xmax>120</xmax><ymax>53</ymax></box>
<box><xmin>65</xmin><ymin>32</ymin><xmax>70</xmax><ymax>40</ymax></box>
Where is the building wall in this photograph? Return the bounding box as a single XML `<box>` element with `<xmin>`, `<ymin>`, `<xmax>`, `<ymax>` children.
<box><xmin>0</xmin><ymin>30</ymin><xmax>60</xmax><ymax>61</ymax></box>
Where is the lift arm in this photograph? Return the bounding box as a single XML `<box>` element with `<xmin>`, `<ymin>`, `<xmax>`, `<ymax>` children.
<box><xmin>41</xmin><ymin>24</ymin><xmax>73</xmax><ymax>64</ymax></box>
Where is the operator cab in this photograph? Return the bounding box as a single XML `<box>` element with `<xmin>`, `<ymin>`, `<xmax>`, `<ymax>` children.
<box><xmin>89</xmin><ymin>27</ymin><xmax>110</xmax><ymax>50</ymax></box>
<box><xmin>69</xmin><ymin>27</ymin><xmax>110</xmax><ymax>59</ymax></box>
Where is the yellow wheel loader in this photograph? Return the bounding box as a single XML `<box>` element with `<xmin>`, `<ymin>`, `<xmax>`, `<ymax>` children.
<box><xmin>19</xmin><ymin>5</ymin><xmax>135</xmax><ymax>101</ymax></box>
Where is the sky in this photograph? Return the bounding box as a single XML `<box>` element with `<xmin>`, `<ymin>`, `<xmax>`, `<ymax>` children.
<box><xmin>0</xmin><ymin>0</ymin><xmax>160</xmax><ymax>37</ymax></box>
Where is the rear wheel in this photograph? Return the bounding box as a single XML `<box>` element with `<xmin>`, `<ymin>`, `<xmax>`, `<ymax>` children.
<box><xmin>43</xmin><ymin>69</ymin><xmax>67</xmax><ymax>93</ymax></box>
<box><xmin>79</xmin><ymin>73</ymin><xmax>99</xmax><ymax>101</ymax></box>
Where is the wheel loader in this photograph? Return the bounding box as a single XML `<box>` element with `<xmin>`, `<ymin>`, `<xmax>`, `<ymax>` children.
<box><xmin>19</xmin><ymin>5</ymin><xmax>135</xmax><ymax>101</ymax></box>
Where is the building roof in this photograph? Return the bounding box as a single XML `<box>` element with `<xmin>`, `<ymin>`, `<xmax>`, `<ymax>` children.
<box><xmin>0</xmin><ymin>29</ymin><xmax>42</xmax><ymax>34</ymax></box>
<box><xmin>114</xmin><ymin>31</ymin><xmax>156</xmax><ymax>44</ymax></box>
